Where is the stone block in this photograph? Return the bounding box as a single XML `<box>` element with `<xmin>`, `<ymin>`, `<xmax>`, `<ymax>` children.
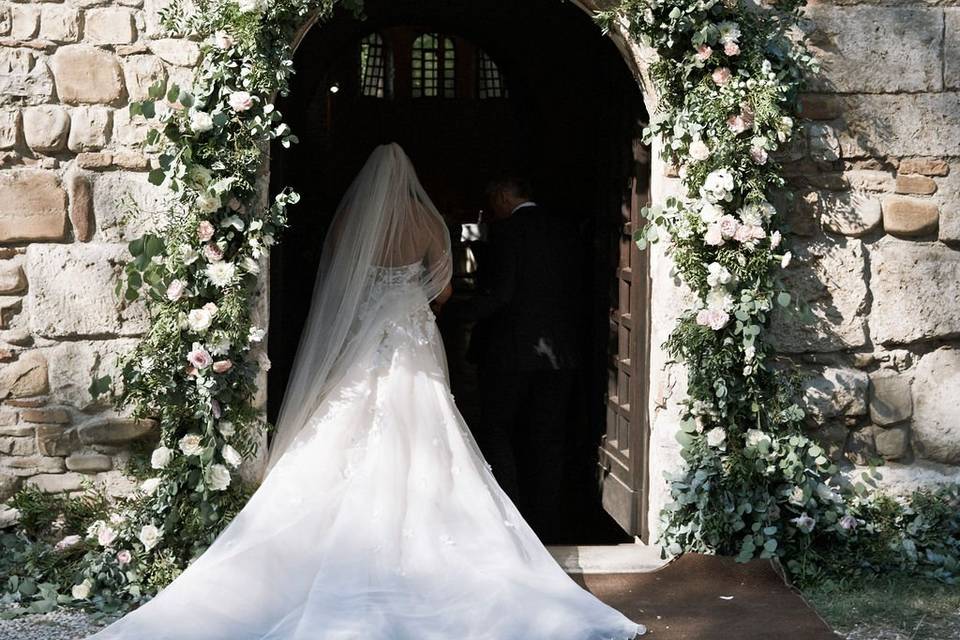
<box><xmin>875</xmin><ymin>424</ymin><xmax>910</xmax><ymax>461</ymax></box>
<box><xmin>881</xmin><ymin>196</ymin><xmax>939</xmax><ymax>238</ymax></box>
<box><xmin>68</xmin><ymin>172</ymin><xmax>94</xmax><ymax>242</ymax></box>
<box><xmin>65</xmin><ymin>453</ymin><xmax>111</xmax><ymax>472</ymax></box>
<box><xmin>22</xmin><ymin>105</ymin><xmax>70</xmax><ymax>153</ymax></box>
<box><xmin>0</xmin><ymin>426</ymin><xmax>33</xmax><ymax>437</ymax></box>
<box><xmin>1</xmin><ymin>455</ymin><xmax>65</xmax><ymax>476</ymax></box>
<box><xmin>911</xmin><ymin>348</ymin><xmax>960</xmax><ymax>464</ymax></box>
<box><xmin>0</xmin><ymin>351</ymin><xmax>48</xmax><ymax>399</ymax></box>
<box><xmin>84</xmin><ymin>8</ymin><xmax>135</xmax><ymax>45</ymax></box>
<box><xmin>111</xmin><ymin>106</ymin><xmax>157</xmax><ymax>147</ymax></box>
<box><xmin>76</xmin><ymin>152</ymin><xmax>113</xmax><ymax>170</ymax></box>
<box><xmin>10</xmin><ymin>4</ymin><xmax>39</xmax><ymax>40</ymax></box>
<box><xmin>146</xmin><ymin>38</ymin><xmax>200</xmax><ymax>66</ymax></box>
<box><xmin>0</xmin><ymin>5</ymin><xmax>10</xmax><ymax>37</ymax></box>
<box><xmin>845</xmin><ymin>425</ymin><xmax>879</xmax><ymax>466</ymax></box>
<box><xmin>819</xmin><ymin>190</ymin><xmax>881</xmax><ymax>238</ymax></box>
<box><xmin>77</xmin><ymin>416</ymin><xmax>155</xmax><ymax>444</ymax></box>
<box><xmin>899</xmin><ymin>158</ymin><xmax>950</xmax><ymax>177</ymax></box>
<box><xmin>0</xmin><ymin>50</ymin><xmax>55</xmax><ymax>106</ymax></box>
<box><xmin>0</xmin><ymin>473</ymin><xmax>21</xmax><ymax>501</ymax></box>
<box><xmin>805</xmin><ymin>7</ymin><xmax>942</xmax><ymax>93</ymax></box>
<box><xmin>868</xmin><ymin>373</ymin><xmax>912</xmax><ymax>426</ymax></box>
<box><xmin>946</xmin><ymin>9</ymin><xmax>960</xmax><ymax>90</ymax></box>
<box><xmin>67</xmin><ymin>106</ymin><xmax>110</xmax><ymax>152</ymax></box>
<box><xmin>91</xmin><ymin>171</ymin><xmax>169</xmax><ymax>241</ymax></box>
<box><xmin>895</xmin><ymin>175</ymin><xmax>937</xmax><ymax>196</ymax></box>
<box><xmin>844</xmin><ymin>170</ymin><xmax>895</xmax><ymax>193</ymax></box>
<box><xmin>0</xmin><ymin>170</ymin><xmax>67</xmax><ymax>242</ymax></box>
<box><xmin>40</xmin><ymin>5</ymin><xmax>80</xmax><ymax>42</ymax></box>
<box><xmin>770</xmin><ymin>235</ymin><xmax>868</xmax><ymax>353</ymax></box>
<box><xmin>26</xmin><ymin>243</ymin><xmax>148</xmax><ymax>338</ymax></box>
<box><xmin>799</xmin><ymin>94</ymin><xmax>840</xmax><ymax>121</ymax></box>
<box><xmin>0</xmin><ymin>110</ymin><xmax>19</xmax><ymax>149</ymax></box>
<box><xmin>838</xmin><ymin>94</ymin><xmax>960</xmax><ymax>159</ymax></box>
<box><xmin>0</xmin><ymin>436</ymin><xmax>33</xmax><ymax>455</ymax></box>
<box><xmin>942</xmin><ymin>201</ymin><xmax>960</xmax><ymax>245</ymax></box>
<box><xmin>50</xmin><ymin>45</ymin><xmax>125</xmax><ymax>105</ymax></box>
<box><xmin>870</xmin><ymin>239</ymin><xmax>960</xmax><ymax>345</ymax></box>
<box><xmin>26</xmin><ymin>472</ymin><xmax>86</xmax><ymax>493</ymax></box>
<box><xmin>802</xmin><ymin>366</ymin><xmax>868</xmax><ymax>421</ymax></box>
<box><xmin>807</xmin><ymin>123</ymin><xmax>840</xmax><ymax>162</ymax></box>
<box><xmin>120</xmin><ymin>55</ymin><xmax>167</xmax><ymax>102</ymax></box>
<box><xmin>0</xmin><ymin>506</ymin><xmax>19</xmax><ymax>529</ymax></box>
<box><xmin>20</xmin><ymin>407</ymin><xmax>69</xmax><ymax>423</ymax></box>
<box><xmin>34</xmin><ymin>423</ymin><xmax>77</xmax><ymax>456</ymax></box>
<box><xmin>0</xmin><ymin>261</ymin><xmax>25</xmax><ymax>295</ymax></box>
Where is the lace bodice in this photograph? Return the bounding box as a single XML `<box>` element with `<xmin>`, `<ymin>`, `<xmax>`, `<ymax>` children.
<box><xmin>358</xmin><ymin>262</ymin><xmax>438</xmax><ymax>368</ymax></box>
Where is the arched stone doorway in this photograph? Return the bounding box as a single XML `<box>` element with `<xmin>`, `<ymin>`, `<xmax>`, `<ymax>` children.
<box><xmin>266</xmin><ymin>0</ymin><xmax>656</xmax><ymax>544</ymax></box>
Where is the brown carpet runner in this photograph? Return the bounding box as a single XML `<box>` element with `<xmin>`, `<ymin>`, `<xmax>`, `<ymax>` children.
<box><xmin>575</xmin><ymin>553</ymin><xmax>835</xmax><ymax>639</ymax></box>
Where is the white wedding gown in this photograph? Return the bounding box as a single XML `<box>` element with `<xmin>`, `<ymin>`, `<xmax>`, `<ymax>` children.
<box><xmin>89</xmin><ymin>262</ymin><xmax>644</xmax><ymax>640</ymax></box>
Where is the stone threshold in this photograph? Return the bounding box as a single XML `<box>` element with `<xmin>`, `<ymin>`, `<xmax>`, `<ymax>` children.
<box><xmin>548</xmin><ymin>543</ymin><xmax>669</xmax><ymax>574</ymax></box>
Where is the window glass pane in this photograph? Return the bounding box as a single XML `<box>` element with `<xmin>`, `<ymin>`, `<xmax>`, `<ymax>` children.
<box><xmin>359</xmin><ymin>33</ymin><xmax>387</xmax><ymax>98</ymax></box>
<box><xmin>478</xmin><ymin>49</ymin><xmax>506</xmax><ymax>99</ymax></box>
<box><xmin>413</xmin><ymin>33</ymin><xmax>456</xmax><ymax>99</ymax></box>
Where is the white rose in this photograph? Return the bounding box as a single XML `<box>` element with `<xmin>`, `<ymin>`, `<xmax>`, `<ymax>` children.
<box><xmin>71</xmin><ymin>579</ymin><xmax>93</xmax><ymax>600</ymax></box>
<box><xmin>141</xmin><ymin>477</ymin><xmax>162</xmax><ymax>496</ymax></box>
<box><xmin>178</xmin><ymin>433</ymin><xmax>204</xmax><ymax>456</ymax></box>
<box><xmin>187</xmin><ymin>308</ymin><xmax>213</xmax><ymax>333</ymax></box>
<box><xmin>166</xmin><ymin>279</ymin><xmax>187</xmax><ymax>302</ymax></box>
<box><xmin>705</xmin><ymin>427</ymin><xmax>726</xmax><ymax>448</ymax></box>
<box><xmin>221</xmin><ymin>444</ymin><xmax>242</xmax><ymax>468</ymax></box>
<box><xmin>248</xmin><ymin>327</ymin><xmax>266</xmax><ymax>343</ymax></box>
<box><xmin>218</xmin><ymin>421</ymin><xmax>236</xmax><ymax>437</ymax></box>
<box><xmin>228</xmin><ymin>90</ymin><xmax>255</xmax><ymax>112</ymax></box>
<box><xmin>151</xmin><ymin>446</ymin><xmax>173</xmax><ymax>469</ymax></box>
<box><xmin>206</xmin><ymin>261</ymin><xmax>236</xmax><ymax>288</ymax></box>
<box><xmin>241</xmin><ymin>256</ymin><xmax>261</xmax><ymax>274</ymax></box>
<box><xmin>706</xmin><ymin>287</ymin><xmax>734</xmax><ymax>312</ymax></box>
<box><xmin>700</xmin><ymin>168</ymin><xmax>735</xmax><ymax>203</ymax></box>
<box><xmin>206</xmin><ymin>464</ymin><xmax>232</xmax><ymax>491</ymax></box>
<box><xmin>138</xmin><ymin>524</ymin><xmax>162</xmax><ymax>552</ymax></box>
<box><xmin>189</xmin><ymin>109</ymin><xmax>214</xmax><ymax>133</ymax></box>
<box><xmin>717</xmin><ymin>21</ymin><xmax>741</xmax><ymax>44</ymax></box>
<box><xmin>196</xmin><ymin>190</ymin><xmax>222</xmax><ymax>214</ymax></box>
<box><xmin>746</xmin><ymin>429</ymin><xmax>771</xmax><ymax>448</ymax></box>
<box><xmin>688</xmin><ymin>138</ymin><xmax>711</xmax><ymax>161</ymax></box>
<box><xmin>706</xmin><ymin>262</ymin><xmax>733</xmax><ymax>287</ymax></box>
<box><xmin>181</xmin><ymin>245</ymin><xmax>199</xmax><ymax>265</ymax></box>
<box><xmin>97</xmin><ymin>526</ymin><xmax>118</xmax><ymax>548</ymax></box>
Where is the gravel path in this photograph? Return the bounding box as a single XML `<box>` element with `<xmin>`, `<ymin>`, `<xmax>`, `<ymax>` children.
<box><xmin>0</xmin><ymin>609</ymin><xmax>109</xmax><ymax>640</ymax></box>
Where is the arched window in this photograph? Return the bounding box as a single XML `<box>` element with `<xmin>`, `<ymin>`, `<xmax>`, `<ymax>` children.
<box><xmin>477</xmin><ymin>50</ymin><xmax>507</xmax><ymax>99</ymax></box>
<box><xmin>359</xmin><ymin>33</ymin><xmax>389</xmax><ymax>98</ymax></box>
<box><xmin>412</xmin><ymin>33</ymin><xmax>455</xmax><ymax>98</ymax></box>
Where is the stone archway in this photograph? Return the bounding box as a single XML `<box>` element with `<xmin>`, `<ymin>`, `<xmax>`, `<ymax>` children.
<box><xmin>259</xmin><ymin>0</ymin><xmax>688</xmax><ymax>542</ymax></box>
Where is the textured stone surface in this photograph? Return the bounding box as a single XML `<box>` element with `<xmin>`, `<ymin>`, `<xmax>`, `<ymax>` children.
<box><xmin>869</xmin><ymin>373</ymin><xmax>912</xmax><ymax>426</ymax></box>
<box><xmin>67</xmin><ymin>106</ymin><xmax>111</xmax><ymax>152</ymax></box>
<box><xmin>0</xmin><ymin>50</ymin><xmax>55</xmax><ymax>106</ymax></box>
<box><xmin>799</xmin><ymin>94</ymin><xmax>841</xmax><ymax>121</ymax></box>
<box><xmin>895</xmin><ymin>175</ymin><xmax>937</xmax><ymax>196</ymax></box>
<box><xmin>899</xmin><ymin>158</ymin><xmax>949</xmax><ymax>177</ymax></box>
<box><xmin>0</xmin><ymin>110</ymin><xmax>18</xmax><ymax>150</ymax></box>
<box><xmin>65</xmin><ymin>452</ymin><xmax>112</xmax><ymax>472</ymax></box>
<box><xmin>50</xmin><ymin>45</ymin><xmax>125</xmax><ymax>105</ymax></box>
<box><xmin>870</xmin><ymin>238</ymin><xmax>960</xmax><ymax>345</ymax></box>
<box><xmin>803</xmin><ymin>366</ymin><xmax>868</xmax><ymax>420</ymax></box>
<box><xmin>0</xmin><ymin>260</ymin><xmax>26</xmax><ymax>295</ymax></box>
<box><xmin>0</xmin><ymin>473</ymin><xmax>21</xmax><ymax>501</ymax></box>
<box><xmin>0</xmin><ymin>170</ymin><xmax>67</xmax><ymax>242</ymax></box>
<box><xmin>84</xmin><ymin>8</ymin><xmax>136</xmax><ymax>44</ymax></box>
<box><xmin>111</xmin><ymin>106</ymin><xmax>156</xmax><ymax>147</ymax></box>
<box><xmin>68</xmin><ymin>172</ymin><xmax>94</xmax><ymax>242</ymax></box>
<box><xmin>947</xmin><ymin>9</ymin><xmax>960</xmax><ymax>91</ymax></box>
<box><xmin>26</xmin><ymin>472</ymin><xmax>86</xmax><ymax>493</ymax></box>
<box><xmin>844</xmin><ymin>170</ymin><xmax>895</xmax><ymax>193</ymax></box>
<box><xmin>819</xmin><ymin>190</ymin><xmax>882</xmax><ymax>237</ymax></box>
<box><xmin>22</xmin><ymin>105</ymin><xmax>70</xmax><ymax>153</ymax></box>
<box><xmin>770</xmin><ymin>236</ymin><xmax>868</xmax><ymax>353</ymax></box>
<box><xmin>147</xmin><ymin>38</ymin><xmax>201</xmax><ymax>66</ymax></box>
<box><xmin>35</xmin><ymin>424</ymin><xmax>78</xmax><ymax>456</ymax></box>
<box><xmin>838</xmin><ymin>94</ymin><xmax>960</xmax><ymax>159</ymax></box>
<box><xmin>21</xmin><ymin>407</ymin><xmax>70</xmax><ymax>423</ymax></box>
<box><xmin>1</xmin><ymin>455</ymin><xmax>65</xmax><ymax>476</ymax></box>
<box><xmin>875</xmin><ymin>425</ymin><xmax>910</xmax><ymax>461</ymax></box>
<box><xmin>807</xmin><ymin>123</ymin><xmax>840</xmax><ymax>162</ymax></box>
<box><xmin>120</xmin><ymin>54</ymin><xmax>167</xmax><ymax>102</ymax></box>
<box><xmin>40</xmin><ymin>5</ymin><xmax>80</xmax><ymax>42</ymax></box>
<box><xmin>942</xmin><ymin>201</ymin><xmax>960</xmax><ymax>245</ymax></box>
<box><xmin>881</xmin><ymin>196</ymin><xmax>939</xmax><ymax>238</ymax></box>
<box><xmin>912</xmin><ymin>348</ymin><xmax>960</xmax><ymax>464</ymax></box>
<box><xmin>77</xmin><ymin>416</ymin><xmax>156</xmax><ymax>444</ymax></box>
<box><xmin>91</xmin><ymin>171</ymin><xmax>169</xmax><ymax>241</ymax></box>
<box><xmin>0</xmin><ymin>351</ymin><xmax>48</xmax><ymax>399</ymax></box>
<box><xmin>0</xmin><ymin>436</ymin><xmax>34</xmax><ymax>456</ymax></box>
<box><xmin>26</xmin><ymin>243</ymin><xmax>148</xmax><ymax>337</ymax></box>
<box><xmin>806</xmin><ymin>7</ymin><xmax>942</xmax><ymax>93</ymax></box>
<box><xmin>846</xmin><ymin>426</ymin><xmax>879</xmax><ymax>466</ymax></box>
<box><xmin>10</xmin><ymin>4</ymin><xmax>38</xmax><ymax>40</ymax></box>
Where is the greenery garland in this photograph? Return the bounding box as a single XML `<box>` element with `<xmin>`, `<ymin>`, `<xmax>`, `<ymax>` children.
<box><xmin>1</xmin><ymin>0</ymin><xmax>958</xmax><ymax>618</ymax></box>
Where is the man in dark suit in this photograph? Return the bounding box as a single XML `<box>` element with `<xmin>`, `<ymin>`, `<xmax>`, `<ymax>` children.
<box><xmin>464</xmin><ymin>176</ymin><xmax>583</xmax><ymax>540</ymax></box>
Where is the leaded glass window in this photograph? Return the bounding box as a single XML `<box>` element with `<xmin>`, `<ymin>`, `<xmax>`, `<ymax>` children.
<box><xmin>477</xmin><ymin>50</ymin><xmax>507</xmax><ymax>99</ymax></box>
<box><xmin>359</xmin><ymin>33</ymin><xmax>388</xmax><ymax>98</ymax></box>
<box><xmin>412</xmin><ymin>33</ymin><xmax>455</xmax><ymax>98</ymax></box>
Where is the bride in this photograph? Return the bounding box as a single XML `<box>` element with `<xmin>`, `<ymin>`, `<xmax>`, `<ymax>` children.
<box><xmin>88</xmin><ymin>143</ymin><xmax>646</xmax><ymax>639</ymax></box>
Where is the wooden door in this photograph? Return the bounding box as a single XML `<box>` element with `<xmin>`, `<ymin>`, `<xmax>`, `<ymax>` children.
<box><xmin>599</xmin><ymin>137</ymin><xmax>651</xmax><ymax>540</ymax></box>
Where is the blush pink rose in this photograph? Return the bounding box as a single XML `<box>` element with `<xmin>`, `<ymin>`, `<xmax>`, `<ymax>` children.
<box><xmin>197</xmin><ymin>220</ymin><xmax>215</xmax><ymax>242</ymax></box>
<box><xmin>166</xmin><ymin>279</ymin><xmax>187</xmax><ymax>302</ymax></box>
<box><xmin>695</xmin><ymin>45</ymin><xmax>713</xmax><ymax>61</ymax></box>
<box><xmin>204</xmin><ymin>243</ymin><xmax>223</xmax><ymax>262</ymax></box>
<box><xmin>213</xmin><ymin>359</ymin><xmax>233</xmax><ymax>374</ymax></box>
<box><xmin>750</xmin><ymin>146</ymin><xmax>769</xmax><ymax>164</ymax></box>
<box><xmin>704</xmin><ymin>223</ymin><xmax>725</xmax><ymax>246</ymax></box>
<box><xmin>712</xmin><ymin>67</ymin><xmax>732</xmax><ymax>86</ymax></box>
<box><xmin>724</xmin><ymin>41</ymin><xmax>740</xmax><ymax>56</ymax></box>
<box><xmin>718</xmin><ymin>214</ymin><xmax>741</xmax><ymax>239</ymax></box>
<box><xmin>116</xmin><ymin>550</ymin><xmax>132</xmax><ymax>565</ymax></box>
<box><xmin>696</xmin><ymin>308</ymin><xmax>730</xmax><ymax>331</ymax></box>
<box><xmin>734</xmin><ymin>224</ymin><xmax>765</xmax><ymax>244</ymax></box>
<box><xmin>228</xmin><ymin>91</ymin><xmax>254</xmax><ymax>112</ymax></box>
<box><xmin>187</xmin><ymin>345</ymin><xmax>213</xmax><ymax>370</ymax></box>
<box><xmin>727</xmin><ymin>114</ymin><xmax>749</xmax><ymax>134</ymax></box>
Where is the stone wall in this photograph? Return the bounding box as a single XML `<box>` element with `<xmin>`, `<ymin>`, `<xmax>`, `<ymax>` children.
<box><xmin>0</xmin><ymin>0</ymin><xmax>180</xmax><ymax>501</ymax></box>
<box><xmin>765</xmin><ymin>1</ymin><xmax>960</xmax><ymax>492</ymax></box>
<box><xmin>0</xmin><ymin>0</ymin><xmax>957</xmax><ymax>528</ymax></box>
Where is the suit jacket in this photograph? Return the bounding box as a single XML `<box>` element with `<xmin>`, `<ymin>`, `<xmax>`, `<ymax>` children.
<box><xmin>465</xmin><ymin>204</ymin><xmax>583</xmax><ymax>372</ymax></box>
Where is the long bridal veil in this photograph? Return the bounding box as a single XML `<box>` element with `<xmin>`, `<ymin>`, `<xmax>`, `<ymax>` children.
<box><xmin>265</xmin><ymin>143</ymin><xmax>452</xmax><ymax>475</ymax></box>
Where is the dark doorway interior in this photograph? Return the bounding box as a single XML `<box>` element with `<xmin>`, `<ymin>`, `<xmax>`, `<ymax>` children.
<box><xmin>268</xmin><ymin>0</ymin><xmax>648</xmax><ymax>544</ymax></box>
